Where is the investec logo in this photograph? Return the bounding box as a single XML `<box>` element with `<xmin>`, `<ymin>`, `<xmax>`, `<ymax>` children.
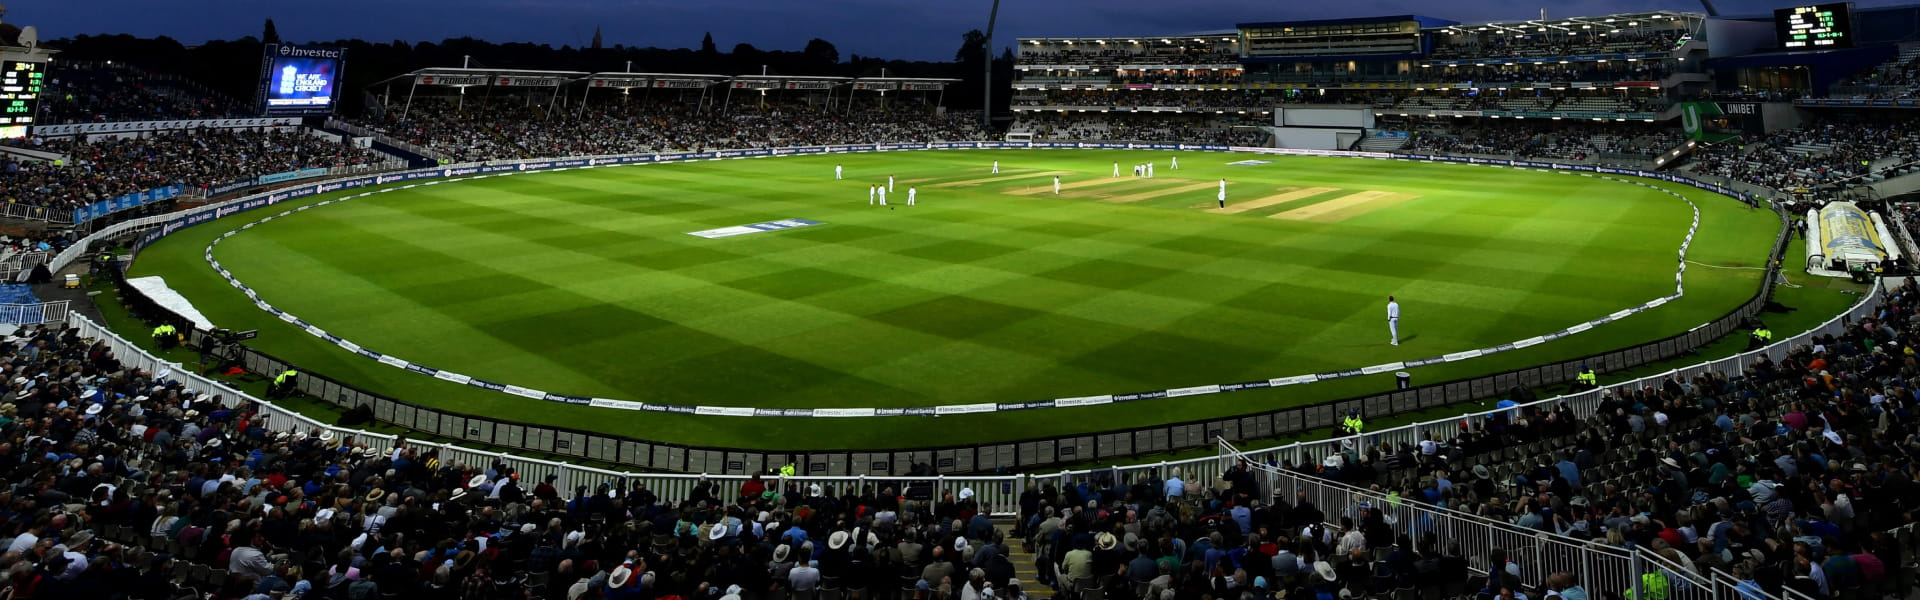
<box><xmin>278</xmin><ymin>45</ymin><xmax>343</xmax><ymax>59</ymax></box>
<box><xmin>376</xmin><ymin>174</ymin><xmax>403</xmax><ymax>185</ymax></box>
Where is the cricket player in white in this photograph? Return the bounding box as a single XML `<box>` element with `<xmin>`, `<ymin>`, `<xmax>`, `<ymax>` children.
<box><xmin>878</xmin><ymin>186</ymin><xmax>888</xmax><ymax>206</ymax></box>
<box><xmin>835</xmin><ymin>164</ymin><xmax>843</xmax><ymax>180</ymax></box>
<box><xmin>1172</xmin><ymin>156</ymin><xmax>1179</xmax><ymax>170</ymax></box>
<box><xmin>907</xmin><ymin>187</ymin><xmax>917</xmax><ymax>206</ymax></box>
<box><xmin>1113</xmin><ymin>162</ymin><xmax>1120</xmax><ymax>178</ymax></box>
<box><xmin>1387</xmin><ymin>295</ymin><xmax>1401</xmax><ymax>345</ymax></box>
<box><xmin>992</xmin><ymin>160</ymin><xmax>1000</xmax><ymax>174</ymax></box>
<box><xmin>1053</xmin><ymin>176</ymin><xmax>1061</xmax><ymax>195</ymax></box>
<box><xmin>1147</xmin><ymin>162</ymin><xmax>1155</xmax><ymax>178</ymax></box>
<box><xmin>1217</xmin><ymin>178</ymin><xmax>1226</xmax><ymax>209</ymax></box>
<box><xmin>868</xmin><ymin>185</ymin><xmax>876</xmax><ymax>205</ymax></box>
<box><xmin>888</xmin><ymin>175</ymin><xmax>895</xmax><ymax>192</ymax></box>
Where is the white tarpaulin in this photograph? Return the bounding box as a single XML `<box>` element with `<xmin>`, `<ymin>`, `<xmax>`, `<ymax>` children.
<box><xmin>127</xmin><ymin>276</ymin><xmax>216</xmax><ymax>330</ymax></box>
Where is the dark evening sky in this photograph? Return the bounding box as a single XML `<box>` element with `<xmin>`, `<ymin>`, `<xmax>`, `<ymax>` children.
<box><xmin>18</xmin><ymin>0</ymin><xmax>1914</xmax><ymax>61</ymax></box>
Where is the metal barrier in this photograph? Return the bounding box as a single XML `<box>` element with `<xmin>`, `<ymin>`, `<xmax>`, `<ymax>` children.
<box><xmin>1220</xmin><ymin>438</ymin><xmax>1753</xmax><ymax>600</ymax></box>
<box><xmin>0</xmin><ymin>301</ymin><xmax>69</xmax><ymax>326</ymax></box>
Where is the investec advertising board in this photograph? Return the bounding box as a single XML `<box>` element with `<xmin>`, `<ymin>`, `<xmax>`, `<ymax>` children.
<box><xmin>257</xmin><ymin>44</ymin><xmax>346</xmax><ymax>116</ymax></box>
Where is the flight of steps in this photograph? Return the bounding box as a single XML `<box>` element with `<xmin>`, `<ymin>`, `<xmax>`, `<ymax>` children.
<box><xmin>1357</xmin><ymin>134</ymin><xmax>1409</xmax><ymax>152</ymax></box>
<box><xmin>1000</xmin><ymin>522</ymin><xmax>1056</xmax><ymax>599</ymax></box>
<box><xmin>1783</xmin><ymin>141</ymin><xmax>1836</xmax><ymax>156</ymax></box>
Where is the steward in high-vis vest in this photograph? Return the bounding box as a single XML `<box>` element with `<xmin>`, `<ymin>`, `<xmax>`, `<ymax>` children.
<box><xmin>269</xmin><ymin>369</ymin><xmax>298</xmax><ymax>399</ymax></box>
<box><xmin>1339</xmin><ymin>410</ymin><xmax>1364</xmax><ymax>436</ymax></box>
<box><xmin>1573</xmin><ymin>365</ymin><xmax>1598</xmax><ymax>392</ymax></box>
<box><xmin>151</xmin><ymin>323</ymin><xmax>178</xmax><ymax>350</ymax></box>
<box><xmin>779</xmin><ymin>463</ymin><xmax>796</xmax><ymax>477</ymax></box>
<box><xmin>1750</xmin><ymin>326</ymin><xmax>1773</xmax><ymax>349</ymax></box>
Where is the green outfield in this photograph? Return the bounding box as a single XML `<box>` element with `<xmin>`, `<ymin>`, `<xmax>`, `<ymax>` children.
<box><xmin>127</xmin><ymin>150</ymin><xmax>1781</xmax><ymax>450</ymax></box>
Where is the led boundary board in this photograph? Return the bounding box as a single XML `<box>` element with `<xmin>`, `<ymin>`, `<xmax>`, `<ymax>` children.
<box><xmin>1775</xmin><ymin>3</ymin><xmax>1855</xmax><ymax>49</ymax></box>
<box><xmin>256</xmin><ymin>43</ymin><xmax>346</xmax><ymax>116</ymax></box>
<box><xmin>0</xmin><ymin>60</ymin><xmax>45</xmax><ymax>139</ymax></box>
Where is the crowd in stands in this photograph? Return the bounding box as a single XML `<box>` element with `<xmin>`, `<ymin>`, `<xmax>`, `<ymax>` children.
<box><xmin>1281</xmin><ymin>277</ymin><xmax>1920</xmax><ymax>600</ymax></box>
<box><xmin>1011</xmin><ymin>113</ymin><xmax>1269</xmax><ymax>146</ymax></box>
<box><xmin>1427</xmin><ymin>62</ymin><xmax>1670</xmax><ymax>84</ymax></box>
<box><xmin>1688</xmin><ymin>118</ymin><xmax>1920</xmax><ymax>190</ymax></box>
<box><xmin>1429</xmin><ymin>29</ymin><xmax>1686</xmax><ymax>60</ymax></box>
<box><xmin>1404</xmin><ymin>120</ymin><xmax>1682</xmax><ymax>160</ymax></box>
<box><xmin>360</xmin><ymin>98</ymin><xmax>986</xmax><ymax>162</ymax></box>
<box><xmin>1832</xmin><ymin>53</ymin><xmax>1920</xmax><ymax>98</ymax></box>
<box><xmin>1390</xmin><ymin>92</ymin><xmax>1662</xmax><ymax>114</ymax></box>
<box><xmin>0</xmin><ymin>128</ymin><xmax>383</xmax><ymax>212</ymax></box>
<box><xmin>0</xmin><ymin>275</ymin><xmax>1913</xmax><ymax>600</ymax></box>
<box><xmin>37</xmin><ymin>62</ymin><xmax>249</xmax><ymax>125</ymax></box>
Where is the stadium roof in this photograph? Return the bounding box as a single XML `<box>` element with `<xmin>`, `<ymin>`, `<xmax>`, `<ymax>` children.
<box><xmin>1426</xmin><ymin>11</ymin><xmax>1700</xmax><ymax>34</ymax></box>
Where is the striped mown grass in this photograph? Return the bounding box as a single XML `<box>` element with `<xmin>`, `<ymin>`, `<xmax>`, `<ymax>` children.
<box><xmin>129</xmin><ymin>150</ymin><xmax>1781</xmax><ymax>450</ymax></box>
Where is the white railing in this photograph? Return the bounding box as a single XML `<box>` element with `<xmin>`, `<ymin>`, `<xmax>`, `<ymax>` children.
<box><xmin>0</xmin><ymin>251</ymin><xmax>47</xmax><ymax>282</ymax></box>
<box><xmin>325</xmin><ymin>118</ymin><xmax>454</xmax><ymax>162</ymax></box>
<box><xmin>0</xmin><ymin>301</ymin><xmax>69</xmax><ymax>326</ymax></box>
<box><xmin>1221</xmin><ymin>435</ymin><xmax>1742</xmax><ymax>600</ymax></box>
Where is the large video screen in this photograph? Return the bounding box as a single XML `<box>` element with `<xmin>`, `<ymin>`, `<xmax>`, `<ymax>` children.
<box><xmin>0</xmin><ymin>60</ymin><xmax>45</xmax><ymax>139</ymax></box>
<box><xmin>257</xmin><ymin>44</ymin><xmax>345</xmax><ymax>116</ymax></box>
<box><xmin>1776</xmin><ymin>3</ymin><xmax>1855</xmax><ymax>49</ymax></box>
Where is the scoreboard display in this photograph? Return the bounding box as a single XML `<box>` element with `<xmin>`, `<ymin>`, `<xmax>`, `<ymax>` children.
<box><xmin>257</xmin><ymin>44</ymin><xmax>346</xmax><ymax>116</ymax></box>
<box><xmin>1776</xmin><ymin>3</ymin><xmax>1855</xmax><ymax>49</ymax></box>
<box><xmin>0</xmin><ymin>60</ymin><xmax>44</xmax><ymax>139</ymax></box>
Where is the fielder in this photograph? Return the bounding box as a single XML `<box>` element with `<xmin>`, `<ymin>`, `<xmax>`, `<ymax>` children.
<box><xmin>1217</xmin><ymin>178</ymin><xmax>1226</xmax><ymax>210</ymax></box>
<box><xmin>992</xmin><ymin>160</ymin><xmax>1000</xmax><ymax>174</ymax></box>
<box><xmin>1113</xmin><ymin>162</ymin><xmax>1120</xmax><ymax>178</ymax></box>
<box><xmin>1147</xmin><ymin>162</ymin><xmax>1155</xmax><ymax>178</ymax></box>
<box><xmin>1171</xmin><ymin>156</ymin><xmax>1179</xmax><ymax>170</ymax></box>
<box><xmin>836</xmin><ymin>164</ymin><xmax>844</xmax><ymax>180</ymax></box>
<box><xmin>1053</xmin><ymin>175</ymin><xmax>1061</xmax><ymax>195</ymax></box>
<box><xmin>888</xmin><ymin>175</ymin><xmax>895</xmax><ymax>192</ymax></box>
<box><xmin>1387</xmin><ymin>295</ymin><xmax>1401</xmax><ymax>345</ymax></box>
<box><xmin>878</xmin><ymin>185</ymin><xmax>888</xmax><ymax>206</ymax></box>
<box><xmin>868</xmin><ymin>185</ymin><xmax>877</xmax><ymax>205</ymax></box>
<box><xmin>907</xmin><ymin>187</ymin><xmax>917</xmax><ymax>206</ymax></box>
